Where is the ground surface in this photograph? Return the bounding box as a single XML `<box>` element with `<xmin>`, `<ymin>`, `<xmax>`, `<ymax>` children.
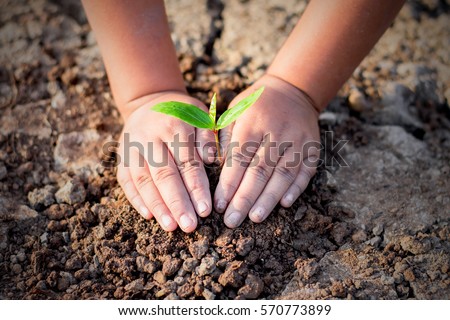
<box><xmin>0</xmin><ymin>0</ymin><xmax>449</xmax><ymax>299</ymax></box>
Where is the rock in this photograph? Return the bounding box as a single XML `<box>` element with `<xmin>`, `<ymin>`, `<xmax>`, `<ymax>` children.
<box><xmin>0</xmin><ymin>163</ymin><xmax>6</xmax><ymax>180</ymax></box>
<box><xmin>325</xmin><ymin>171</ymin><xmax>338</xmax><ymax>191</ymax></box>
<box><xmin>237</xmin><ymin>274</ymin><xmax>264</xmax><ymax>299</ymax></box>
<box><xmin>318</xmin><ymin>112</ymin><xmax>337</xmax><ymax>125</ymax></box>
<box><xmin>400</xmin><ymin>236</ymin><xmax>432</xmax><ymax>255</ymax></box>
<box><xmin>16</xmin><ymin>251</ymin><xmax>26</xmax><ymax>263</ymax></box>
<box><xmin>55</xmin><ymin>179</ymin><xmax>86</xmax><ymax>205</ymax></box>
<box><xmin>372</xmin><ymin>224</ymin><xmax>384</xmax><ymax>236</ymax></box>
<box><xmin>182</xmin><ymin>258</ymin><xmax>199</xmax><ymax>272</ymax></box>
<box><xmin>54</xmin><ymin>129</ymin><xmax>111</xmax><ymax>179</ymax></box>
<box><xmin>45</xmin><ymin>204</ymin><xmax>72</xmax><ymax>220</ymax></box>
<box><xmin>15</xmin><ymin>205</ymin><xmax>38</xmax><ymax>220</ymax></box>
<box><xmin>124</xmin><ymin>279</ymin><xmax>145</xmax><ymax>293</ymax></box>
<box><xmin>28</xmin><ymin>185</ymin><xmax>56</xmax><ymax>210</ymax></box>
<box><xmin>136</xmin><ymin>257</ymin><xmax>158</xmax><ymax>275</ymax></box>
<box><xmin>40</xmin><ymin>232</ymin><xmax>49</xmax><ymax>244</ymax></box>
<box><xmin>162</xmin><ymin>257</ymin><xmax>182</xmax><ymax>277</ymax></box>
<box><xmin>215</xmin><ymin>229</ymin><xmax>233</xmax><ymax>247</ymax></box>
<box><xmin>153</xmin><ymin>271</ymin><xmax>167</xmax><ymax>284</ymax></box>
<box><xmin>368</xmin><ymin>236</ymin><xmax>382</xmax><ymax>247</ymax></box>
<box><xmin>11</xmin><ymin>263</ymin><xmax>22</xmax><ymax>274</ymax></box>
<box><xmin>348</xmin><ymin>88</ymin><xmax>368</xmax><ymax>112</ymax></box>
<box><xmin>189</xmin><ymin>239</ymin><xmax>209</xmax><ymax>259</ymax></box>
<box><xmin>197</xmin><ymin>256</ymin><xmax>217</xmax><ymax>276</ymax></box>
<box><xmin>202</xmin><ymin>288</ymin><xmax>216</xmax><ymax>300</ymax></box>
<box><xmin>74</xmin><ymin>269</ymin><xmax>90</xmax><ymax>281</ymax></box>
<box><xmin>57</xmin><ymin>272</ymin><xmax>75</xmax><ymax>291</ymax></box>
<box><xmin>294</xmin><ymin>205</ymin><xmax>307</xmax><ymax>221</ymax></box>
<box><xmin>281</xmin><ymin>248</ymin><xmax>398</xmax><ymax>299</ymax></box>
<box><xmin>65</xmin><ymin>256</ymin><xmax>82</xmax><ymax>270</ymax></box>
<box><xmin>177</xmin><ymin>283</ymin><xmax>194</xmax><ymax>298</ymax></box>
<box><xmin>51</xmin><ymin>90</ymin><xmax>67</xmax><ymax>109</ymax></box>
<box><xmin>235</xmin><ymin>237</ymin><xmax>254</xmax><ymax>257</ymax></box>
<box><xmin>218</xmin><ymin>261</ymin><xmax>248</xmax><ymax>288</ymax></box>
<box><xmin>0</xmin><ymin>103</ymin><xmax>52</xmax><ymax>139</ymax></box>
<box><xmin>352</xmin><ymin>230</ymin><xmax>368</xmax><ymax>243</ymax></box>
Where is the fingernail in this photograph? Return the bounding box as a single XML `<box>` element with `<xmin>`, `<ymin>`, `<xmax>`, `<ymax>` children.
<box><xmin>161</xmin><ymin>214</ymin><xmax>173</xmax><ymax>229</ymax></box>
<box><xmin>283</xmin><ymin>194</ymin><xmax>294</xmax><ymax>205</ymax></box>
<box><xmin>226</xmin><ymin>211</ymin><xmax>241</xmax><ymax>227</ymax></box>
<box><xmin>139</xmin><ymin>206</ymin><xmax>150</xmax><ymax>219</ymax></box>
<box><xmin>180</xmin><ymin>214</ymin><xmax>194</xmax><ymax>230</ymax></box>
<box><xmin>251</xmin><ymin>207</ymin><xmax>266</xmax><ymax>222</ymax></box>
<box><xmin>216</xmin><ymin>200</ymin><xmax>227</xmax><ymax>212</ymax></box>
<box><xmin>197</xmin><ymin>201</ymin><xmax>208</xmax><ymax>215</ymax></box>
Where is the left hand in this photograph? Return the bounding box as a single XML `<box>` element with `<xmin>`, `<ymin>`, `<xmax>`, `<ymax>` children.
<box><xmin>214</xmin><ymin>74</ymin><xmax>321</xmax><ymax>228</ymax></box>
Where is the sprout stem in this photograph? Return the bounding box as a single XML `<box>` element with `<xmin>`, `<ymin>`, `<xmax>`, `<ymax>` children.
<box><xmin>214</xmin><ymin>130</ymin><xmax>222</xmax><ymax>162</ymax></box>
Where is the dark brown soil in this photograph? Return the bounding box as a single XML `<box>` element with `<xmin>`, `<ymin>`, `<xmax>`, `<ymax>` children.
<box><xmin>0</xmin><ymin>0</ymin><xmax>449</xmax><ymax>300</ymax></box>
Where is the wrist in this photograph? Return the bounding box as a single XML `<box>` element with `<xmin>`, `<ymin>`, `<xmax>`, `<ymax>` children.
<box><xmin>118</xmin><ymin>88</ymin><xmax>187</xmax><ymax>121</ymax></box>
<box><xmin>254</xmin><ymin>73</ymin><xmax>320</xmax><ymax>117</ymax></box>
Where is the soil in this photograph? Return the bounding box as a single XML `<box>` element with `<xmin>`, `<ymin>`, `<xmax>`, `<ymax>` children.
<box><xmin>0</xmin><ymin>0</ymin><xmax>449</xmax><ymax>300</ymax></box>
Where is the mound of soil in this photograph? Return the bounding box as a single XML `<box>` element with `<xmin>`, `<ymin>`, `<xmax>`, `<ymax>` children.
<box><xmin>0</xmin><ymin>0</ymin><xmax>449</xmax><ymax>299</ymax></box>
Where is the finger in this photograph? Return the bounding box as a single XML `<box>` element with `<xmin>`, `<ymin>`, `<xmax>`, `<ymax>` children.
<box><xmin>280</xmin><ymin>155</ymin><xmax>319</xmax><ymax>207</ymax></box>
<box><xmin>249</xmin><ymin>148</ymin><xmax>299</xmax><ymax>223</ymax></box>
<box><xmin>148</xmin><ymin>140</ymin><xmax>198</xmax><ymax>233</ymax></box>
<box><xmin>214</xmin><ymin>127</ymin><xmax>261</xmax><ymax>214</ymax></box>
<box><xmin>116</xmin><ymin>164</ymin><xmax>153</xmax><ymax>220</ymax></box>
<box><xmin>196</xmin><ymin>128</ymin><xmax>216</xmax><ymax>164</ymax></box>
<box><xmin>223</xmin><ymin>134</ymin><xmax>282</xmax><ymax>228</ymax></box>
<box><xmin>169</xmin><ymin>131</ymin><xmax>212</xmax><ymax>218</ymax></box>
<box><xmin>128</xmin><ymin>149</ymin><xmax>178</xmax><ymax>231</ymax></box>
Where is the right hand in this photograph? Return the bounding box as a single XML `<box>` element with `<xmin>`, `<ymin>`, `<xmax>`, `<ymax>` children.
<box><xmin>116</xmin><ymin>91</ymin><xmax>216</xmax><ymax>233</ymax></box>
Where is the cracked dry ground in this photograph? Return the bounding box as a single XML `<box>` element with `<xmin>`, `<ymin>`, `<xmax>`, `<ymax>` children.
<box><xmin>0</xmin><ymin>0</ymin><xmax>449</xmax><ymax>299</ymax></box>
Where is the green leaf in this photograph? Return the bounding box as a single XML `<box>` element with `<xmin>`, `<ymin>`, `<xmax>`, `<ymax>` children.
<box><xmin>209</xmin><ymin>93</ymin><xmax>217</xmax><ymax>126</ymax></box>
<box><xmin>152</xmin><ymin>101</ymin><xmax>214</xmax><ymax>129</ymax></box>
<box><xmin>216</xmin><ymin>86</ymin><xmax>264</xmax><ymax>130</ymax></box>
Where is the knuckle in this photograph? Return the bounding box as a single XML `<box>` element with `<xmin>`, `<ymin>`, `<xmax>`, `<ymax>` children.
<box><xmin>147</xmin><ymin>198</ymin><xmax>165</xmax><ymax>215</ymax></box>
<box><xmin>134</xmin><ymin>174</ymin><xmax>153</xmax><ymax>190</ymax></box>
<box><xmin>153</xmin><ymin>166</ymin><xmax>177</xmax><ymax>184</ymax></box>
<box><xmin>128</xmin><ymin>192</ymin><xmax>142</xmax><ymax>206</ymax></box>
<box><xmin>232</xmin><ymin>150</ymin><xmax>252</xmax><ymax>167</ymax></box>
<box><xmin>219</xmin><ymin>180</ymin><xmax>239</xmax><ymax>201</ymax></box>
<box><xmin>274</xmin><ymin>165</ymin><xmax>296</xmax><ymax>183</ymax></box>
<box><xmin>187</xmin><ymin>177</ymin><xmax>204</xmax><ymax>196</ymax></box>
<box><xmin>249</xmin><ymin>162</ymin><xmax>272</xmax><ymax>182</ymax></box>
<box><xmin>263</xmin><ymin>191</ymin><xmax>279</xmax><ymax>205</ymax></box>
<box><xmin>177</xmin><ymin>158</ymin><xmax>201</xmax><ymax>175</ymax></box>
<box><xmin>236</xmin><ymin>194</ymin><xmax>254</xmax><ymax>211</ymax></box>
<box><xmin>167</xmin><ymin>198</ymin><xmax>184</xmax><ymax>214</ymax></box>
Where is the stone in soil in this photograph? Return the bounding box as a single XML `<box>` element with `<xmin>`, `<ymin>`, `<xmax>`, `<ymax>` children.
<box><xmin>189</xmin><ymin>239</ymin><xmax>209</xmax><ymax>259</ymax></box>
<box><xmin>55</xmin><ymin>179</ymin><xmax>86</xmax><ymax>205</ymax></box>
<box><xmin>197</xmin><ymin>256</ymin><xmax>217</xmax><ymax>276</ymax></box>
<box><xmin>162</xmin><ymin>257</ymin><xmax>182</xmax><ymax>277</ymax></box>
<box><xmin>28</xmin><ymin>185</ymin><xmax>56</xmax><ymax>210</ymax></box>
<box><xmin>237</xmin><ymin>273</ymin><xmax>264</xmax><ymax>299</ymax></box>
<box><xmin>218</xmin><ymin>261</ymin><xmax>248</xmax><ymax>288</ymax></box>
<box><xmin>235</xmin><ymin>237</ymin><xmax>254</xmax><ymax>257</ymax></box>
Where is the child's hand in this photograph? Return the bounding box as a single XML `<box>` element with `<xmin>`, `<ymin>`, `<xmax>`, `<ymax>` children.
<box><xmin>214</xmin><ymin>75</ymin><xmax>320</xmax><ymax>228</ymax></box>
<box><xmin>116</xmin><ymin>91</ymin><xmax>215</xmax><ymax>233</ymax></box>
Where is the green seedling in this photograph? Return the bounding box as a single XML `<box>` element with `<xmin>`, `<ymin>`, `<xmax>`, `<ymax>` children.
<box><xmin>151</xmin><ymin>87</ymin><xmax>264</xmax><ymax>161</ymax></box>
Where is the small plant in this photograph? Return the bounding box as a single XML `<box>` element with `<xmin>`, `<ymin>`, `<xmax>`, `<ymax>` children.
<box><xmin>151</xmin><ymin>87</ymin><xmax>264</xmax><ymax>161</ymax></box>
